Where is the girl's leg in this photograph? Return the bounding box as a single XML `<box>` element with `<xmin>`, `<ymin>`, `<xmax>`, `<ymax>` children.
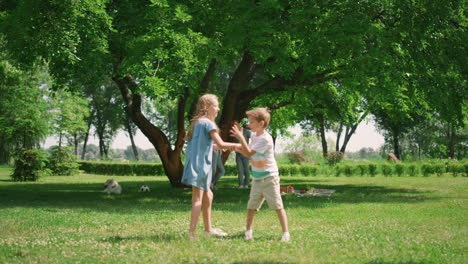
<box><xmin>189</xmin><ymin>186</ymin><xmax>204</xmax><ymax>237</ymax></box>
<box><xmin>275</xmin><ymin>208</ymin><xmax>289</xmax><ymax>232</ymax></box>
<box><xmin>202</xmin><ymin>188</ymin><xmax>213</xmax><ymax>232</ymax></box>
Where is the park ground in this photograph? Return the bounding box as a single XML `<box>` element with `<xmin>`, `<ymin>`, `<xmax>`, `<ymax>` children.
<box><xmin>0</xmin><ymin>166</ymin><xmax>466</xmax><ymax>264</ymax></box>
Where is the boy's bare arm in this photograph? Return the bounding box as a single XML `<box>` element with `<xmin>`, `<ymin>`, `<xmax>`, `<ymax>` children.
<box><xmin>230</xmin><ymin>124</ymin><xmax>256</xmax><ymax>157</ymax></box>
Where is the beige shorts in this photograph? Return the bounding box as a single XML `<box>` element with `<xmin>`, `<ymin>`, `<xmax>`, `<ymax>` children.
<box><xmin>247</xmin><ymin>175</ymin><xmax>284</xmax><ymax>210</ymax></box>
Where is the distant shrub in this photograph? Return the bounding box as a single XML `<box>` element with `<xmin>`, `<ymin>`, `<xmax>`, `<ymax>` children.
<box><xmin>334</xmin><ymin>166</ymin><xmax>342</xmax><ymax>177</ymax></box>
<box><xmin>342</xmin><ymin>165</ymin><xmax>354</xmax><ymax>177</ymax></box>
<box><xmin>381</xmin><ymin>164</ymin><xmax>393</xmax><ymax>177</ymax></box>
<box><xmin>327</xmin><ymin>152</ymin><xmax>344</xmax><ymax>166</ymax></box>
<box><xmin>289</xmin><ymin>165</ymin><xmax>300</xmax><ymax>176</ymax></box>
<box><xmin>48</xmin><ymin>146</ymin><xmax>80</xmax><ymax>176</ymax></box>
<box><xmin>356</xmin><ymin>164</ymin><xmax>368</xmax><ymax>176</ymax></box>
<box><xmin>287</xmin><ymin>151</ymin><xmax>310</xmax><ymax>164</ymax></box>
<box><xmin>368</xmin><ymin>163</ymin><xmax>377</xmax><ymax>177</ymax></box>
<box><xmin>407</xmin><ymin>164</ymin><xmax>418</xmax><ymax>176</ymax></box>
<box><xmin>12</xmin><ymin>149</ymin><xmax>51</xmax><ymax>181</ymax></box>
<box><xmin>395</xmin><ymin>164</ymin><xmax>405</xmax><ymax>177</ymax></box>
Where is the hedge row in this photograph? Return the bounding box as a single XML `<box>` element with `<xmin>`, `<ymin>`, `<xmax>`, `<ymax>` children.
<box><xmin>79</xmin><ymin>161</ymin><xmax>468</xmax><ymax>177</ymax></box>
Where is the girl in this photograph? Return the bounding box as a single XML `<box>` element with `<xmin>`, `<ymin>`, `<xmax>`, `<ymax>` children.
<box><xmin>182</xmin><ymin>94</ymin><xmax>240</xmax><ymax>239</ymax></box>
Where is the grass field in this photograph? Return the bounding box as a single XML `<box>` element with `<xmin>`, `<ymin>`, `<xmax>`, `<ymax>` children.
<box><xmin>0</xmin><ymin>166</ymin><xmax>466</xmax><ymax>264</ymax></box>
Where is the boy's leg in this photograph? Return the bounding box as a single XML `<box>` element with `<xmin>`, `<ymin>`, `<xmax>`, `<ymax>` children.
<box><xmin>201</xmin><ymin>189</ymin><xmax>213</xmax><ymax>232</ymax></box>
<box><xmin>190</xmin><ymin>186</ymin><xmax>204</xmax><ymax>237</ymax></box>
<box><xmin>246</xmin><ymin>209</ymin><xmax>256</xmax><ymax>230</ymax></box>
<box><xmin>275</xmin><ymin>208</ymin><xmax>289</xmax><ymax>233</ymax></box>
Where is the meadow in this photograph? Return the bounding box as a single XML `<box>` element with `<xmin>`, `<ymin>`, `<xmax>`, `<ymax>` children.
<box><xmin>0</xmin><ymin>165</ymin><xmax>466</xmax><ymax>264</ymax></box>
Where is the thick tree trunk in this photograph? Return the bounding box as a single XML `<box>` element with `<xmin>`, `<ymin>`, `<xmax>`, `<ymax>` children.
<box><xmin>73</xmin><ymin>133</ymin><xmax>79</xmax><ymax>157</ymax></box>
<box><xmin>339</xmin><ymin>123</ymin><xmax>359</xmax><ymax>154</ymax></box>
<box><xmin>125</xmin><ymin>119</ymin><xmax>139</xmax><ymax>161</ymax></box>
<box><xmin>0</xmin><ymin>140</ymin><xmax>9</xmax><ymax>164</ymax></box>
<box><xmin>113</xmin><ymin>76</ymin><xmax>186</xmax><ymax>186</ymax></box>
<box><xmin>318</xmin><ymin>115</ymin><xmax>328</xmax><ymax>157</ymax></box>
<box><xmin>58</xmin><ymin>131</ymin><xmax>62</xmax><ymax>148</ymax></box>
<box><xmin>218</xmin><ymin>53</ymin><xmax>256</xmax><ymax>162</ymax></box>
<box><xmin>448</xmin><ymin>125</ymin><xmax>456</xmax><ymax>159</ymax></box>
<box><xmin>98</xmin><ymin>134</ymin><xmax>106</xmax><ymax>159</ymax></box>
<box><xmin>392</xmin><ymin>131</ymin><xmax>400</xmax><ymax>159</ymax></box>
<box><xmin>81</xmin><ymin>121</ymin><xmax>91</xmax><ymax>160</ymax></box>
<box><xmin>336</xmin><ymin>124</ymin><xmax>343</xmax><ymax>151</ymax></box>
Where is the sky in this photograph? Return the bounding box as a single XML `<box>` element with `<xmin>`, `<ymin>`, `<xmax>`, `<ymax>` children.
<box><xmin>43</xmin><ymin>120</ymin><xmax>385</xmax><ymax>152</ymax></box>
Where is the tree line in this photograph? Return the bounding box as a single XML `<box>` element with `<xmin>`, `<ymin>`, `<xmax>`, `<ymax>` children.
<box><xmin>0</xmin><ymin>0</ymin><xmax>466</xmax><ymax>186</ymax></box>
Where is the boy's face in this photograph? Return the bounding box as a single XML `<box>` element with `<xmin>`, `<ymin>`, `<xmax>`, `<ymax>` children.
<box><xmin>247</xmin><ymin>116</ymin><xmax>264</xmax><ymax>133</ymax></box>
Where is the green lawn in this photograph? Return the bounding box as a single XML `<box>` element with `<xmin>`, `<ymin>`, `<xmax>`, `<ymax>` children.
<box><xmin>0</xmin><ymin>166</ymin><xmax>466</xmax><ymax>264</ymax></box>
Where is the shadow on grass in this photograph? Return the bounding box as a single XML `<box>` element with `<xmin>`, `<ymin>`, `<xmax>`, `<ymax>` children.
<box><xmin>101</xmin><ymin>233</ymin><xmax>183</xmax><ymax>243</ymax></box>
<box><xmin>367</xmin><ymin>260</ymin><xmax>437</xmax><ymax>264</ymax></box>
<box><xmin>0</xmin><ymin>175</ymin><xmax>438</xmax><ymax>214</ymax></box>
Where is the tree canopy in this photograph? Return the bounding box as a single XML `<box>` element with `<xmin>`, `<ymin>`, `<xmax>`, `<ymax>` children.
<box><xmin>1</xmin><ymin>0</ymin><xmax>465</xmax><ymax>181</ymax></box>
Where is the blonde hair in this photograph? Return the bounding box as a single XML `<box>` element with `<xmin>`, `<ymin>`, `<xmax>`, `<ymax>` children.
<box><xmin>185</xmin><ymin>94</ymin><xmax>219</xmax><ymax>140</ymax></box>
<box><xmin>246</xmin><ymin>107</ymin><xmax>270</xmax><ymax>127</ymax></box>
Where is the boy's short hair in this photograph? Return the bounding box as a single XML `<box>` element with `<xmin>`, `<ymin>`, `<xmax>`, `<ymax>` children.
<box><xmin>246</xmin><ymin>107</ymin><xmax>270</xmax><ymax>127</ymax></box>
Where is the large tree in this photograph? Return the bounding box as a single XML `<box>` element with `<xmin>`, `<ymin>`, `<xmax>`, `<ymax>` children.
<box><xmin>2</xmin><ymin>0</ymin><xmax>465</xmax><ymax>184</ymax></box>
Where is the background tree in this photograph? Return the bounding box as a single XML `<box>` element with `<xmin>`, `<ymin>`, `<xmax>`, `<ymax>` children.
<box><xmin>1</xmin><ymin>0</ymin><xmax>465</xmax><ymax>183</ymax></box>
<box><xmin>51</xmin><ymin>90</ymin><xmax>90</xmax><ymax>156</ymax></box>
<box><xmin>0</xmin><ymin>60</ymin><xmax>51</xmax><ymax>154</ymax></box>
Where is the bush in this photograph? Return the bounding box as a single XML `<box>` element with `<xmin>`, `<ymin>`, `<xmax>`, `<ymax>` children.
<box><xmin>289</xmin><ymin>164</ymin><xmax>300</xmax><ymax>175</ymax></box>
<box><xmin>48</xmin><ymin>146</ymin><xmax>80</xmax><ymax>176</ymax></box>
<box><xmin>356</xmin><ymin>164</ymin><xmax>368</xmax><ymax>176</ymax></box>
<box><xmin>381</xmin><ymin>164</ymin><xmax>393</xmax><ymax>177</ymax></box>
<box><xmin>278</xmin><ymin>165</ymin><xmax>290</xmax><ymax>177</ymax></box>
<box><xmin>327</xmin><ymin>152</ymin><xmax>344</xmax><ymax>166</ymax></box>
<box><xmin>11</xmin><ymin>149</ymin><xmax>51</xmax><ymax>181</ymax></box>
<box><xmin>287</xmin><ymin>151</ymin><xmax>310</xmax><ymax>164</ymax></box>
<box><xmin>78</xmin><ymin>161</ymin><xmax>165</xmax><ymax>176</ymax></box>
<box><xmin>407</xmin><ymin>164</ymin><xmax>419</xmax><ymax>176</ymax></box>
<box><xmin>334</xmin><ymin>166</ymin><xmax>342</xmax><ymax>177</ymax></box>
<box><xmin>299</xmin><ymin>165</ymin><xmax>319</xmax><ymax>177</ymax></box>
<box><xmin>433</xmin><ymin>164</ymin><xmax>445</xmax><ymax>176</ymax></box>
<box><xmin>342</xmin><ymin>165</ymin><xmax>354</xmax><ymax>177</ymax></box>
<box><xmin>395</xmin><ymin>164</ymin><xmax>405</xmax><ymax>177</ymax></box>
<box><xmin>368</xmin><ymin>163</ymin><xmax>377</xmax><ymax>177</ymax></box>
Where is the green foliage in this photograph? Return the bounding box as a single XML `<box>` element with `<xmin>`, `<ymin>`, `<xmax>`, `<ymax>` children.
<box><xmin>51</xmin><ymin>91</ymin><xmax>90</xmax><ymax>146</ymax></box>
<box><xmin>327</xmin><ymin>152</ymin><xmax>344</xmax><ymax>166</ymax></box>
<box><xmin>395</xmin><ymin>164</ymin><xmax>405</xmax><ymax>177</ymax></box>
<box><xmin>381</xmin><ymin>164</ymin><xmax>393</xmax><ymax>177</ymax></box>
<box><xmin>0</xmin><ymin>61</ymin><xmax>51</xmax><ymax>149</ymax></box>
<box><xmin>77</xmin><ymin>161</ymin><xmax>468</xmax><ymax>178</ymax></box>
<box><xmin>48</xmin><ymin>146</ymin><xmax>79</xmax><ymax>176</ymax></box>
<box><xmin>406</xmin><ymin>164</ymin><xmax>419</xmax><ymax>177</ymax></box>
<box><xmin>78</xmin><ymin>161</ymin><xmax>165</xmax><ymax>176</ymax></box>
<box><xmin>286</xmin><ymin>151</ymin><xmax>310</xmax><ymax>164</ymax></box>
<box><xmin>11</xmin><ymin>148</ymin><xmax>51</xmax><ymax>181</ymax></box>
<box><xmin>368</xmin><ymin>163</ymin><xmax>378</xmax><ymax>177</ymax></box>
<box><xmin>356</xmin><ymin>163</ymin><xmax>368</xmax><ymax>176</ymax></box>
<box><xmin>342</xmin><ymin>165</ymin><xmax>354</xmax><ymax>177</ymax></box>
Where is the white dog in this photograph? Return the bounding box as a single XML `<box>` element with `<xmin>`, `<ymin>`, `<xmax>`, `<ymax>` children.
<box><xmin>103</xmin><ymin>179</ymin><xmax>122</xmax><ymax>194</ymax></box>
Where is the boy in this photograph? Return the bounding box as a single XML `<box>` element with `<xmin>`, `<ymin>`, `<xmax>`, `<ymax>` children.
<box><xmin>231</xmin><ymin>107</ymin><xmax>290</xmax><ymax>242</ymax></box>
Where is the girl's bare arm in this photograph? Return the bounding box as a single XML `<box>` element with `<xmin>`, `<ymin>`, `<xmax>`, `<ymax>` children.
<box><xmin>209</xmin><ymin>130</ymin><xmax>241</xmax><ymax>151</ymax></box>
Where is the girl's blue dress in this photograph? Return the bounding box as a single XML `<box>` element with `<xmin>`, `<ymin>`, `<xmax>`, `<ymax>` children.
<box><xmin>181</xmin><ymin>119</ymin><xmax>216</xmax><ymax>191</ymax></box>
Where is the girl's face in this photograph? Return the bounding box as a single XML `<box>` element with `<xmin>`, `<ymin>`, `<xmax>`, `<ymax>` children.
<box><xmin>206</xmin><ymin>101</ymin><xmax>220</xmax><ymax>120</ymax></box>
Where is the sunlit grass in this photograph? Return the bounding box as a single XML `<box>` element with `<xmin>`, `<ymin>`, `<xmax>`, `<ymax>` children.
<box><xmin>0</xmin><ymin>165</ymin><xmax>466</xmax><ymax>263</ymax></box>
